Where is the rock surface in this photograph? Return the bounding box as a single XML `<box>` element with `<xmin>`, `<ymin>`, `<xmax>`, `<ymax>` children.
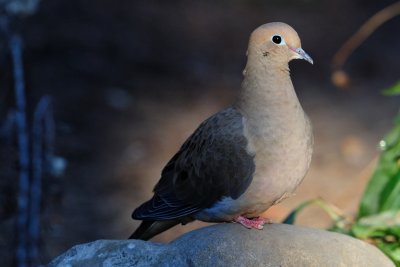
<box><xmin>47</xmin><ymin>224</ymin><xmax>394</xmax><ymax>267</ymax></box>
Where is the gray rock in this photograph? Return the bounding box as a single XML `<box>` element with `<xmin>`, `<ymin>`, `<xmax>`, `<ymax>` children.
<box><xmin>48</xmin><ymin>224</ymin><xmax>394</xmax><ymax>267</ymax></box>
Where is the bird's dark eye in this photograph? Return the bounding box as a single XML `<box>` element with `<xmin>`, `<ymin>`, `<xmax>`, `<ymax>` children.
<box><xmin>272</xmin><ymin>35</ymin><xmax>282</xmax><ymax>44</ymax></box>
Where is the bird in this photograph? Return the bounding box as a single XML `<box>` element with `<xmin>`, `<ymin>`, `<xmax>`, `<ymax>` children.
<box><xmin>130</xmin><ymin>22</ymin><xmax>314</xmax><ymax>241</ymax></box>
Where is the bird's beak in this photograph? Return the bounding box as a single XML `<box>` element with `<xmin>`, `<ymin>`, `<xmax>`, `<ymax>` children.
<box><xmin>290</xmin><ymin>47</ymin><xmax>313</xmax><ymax>65</ymax></box>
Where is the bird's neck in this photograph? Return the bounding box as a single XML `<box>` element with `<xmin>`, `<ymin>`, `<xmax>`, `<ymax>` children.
<box><xmin>235</xmin><ymin>61</ymin><xmax>303</xmax><ymax>123</ymax></box>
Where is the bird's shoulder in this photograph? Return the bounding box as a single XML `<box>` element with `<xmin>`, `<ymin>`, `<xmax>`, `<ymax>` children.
<box><xmin>181</xmin><ymin>107</ymin><xmax>246</xmax><ymax>149</ymax></box>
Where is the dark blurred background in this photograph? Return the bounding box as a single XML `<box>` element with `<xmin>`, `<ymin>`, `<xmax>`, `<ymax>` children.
<box><xmin>0</xmin><ymin>0</ymin><xmax>399</xmax><ymax>265</ymax></box>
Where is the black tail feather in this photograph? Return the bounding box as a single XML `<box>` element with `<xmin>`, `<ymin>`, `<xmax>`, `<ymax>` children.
<box><xmin>129</xmin><ymin>220</ymin><xmax>180</xmax><ymax>241</ymax></box>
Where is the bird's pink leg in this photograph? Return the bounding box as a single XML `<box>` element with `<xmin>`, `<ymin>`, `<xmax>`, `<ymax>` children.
<box><xmin>233</xmin><ymin>216</ymin><xmax>272</xmax><ymax>230</ymax></box>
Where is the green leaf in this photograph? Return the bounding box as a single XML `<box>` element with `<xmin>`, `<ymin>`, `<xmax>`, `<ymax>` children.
<box><xmin>380</xmin><ymin>172</ymin><xmax>400</xmax><ymax>211</ymax></box>
<box><xmin>352</xmin><ymin>210</ymin><xmax>400</xmax><ymax>239</ymax></box>
<box><xmin>359</xmin><ymin>114</ymin><xmax>400</xmax><ymax>217</ymax></box>
<box><xmin>377</xmin><ymin>241</ymin><xmax>400</xmax><ymax>267</ymax></box>
<box><xmin>383</xmin><ymin>81</ymin><xmax>400</xmax><ymax>96</ymax></box>
<box><xmin>359</xmin><ymin>168</ymin><xmax>392</xmax><ymax>217</ymax></box>
<box><xmin>283</xmin><ymin>198</ymin><xmax>346</xmax><ymax>228</ymax></box>
<box><xmin>282</xmin><ymin>199</ymin><xmax>315</xmax><ymax>224</ymax></box>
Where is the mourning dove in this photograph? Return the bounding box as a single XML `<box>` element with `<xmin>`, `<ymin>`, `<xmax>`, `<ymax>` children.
<box><xmin>130</xmin><ymin>22</ymin><xmax>313</xmax><ymax>240</ymax></box>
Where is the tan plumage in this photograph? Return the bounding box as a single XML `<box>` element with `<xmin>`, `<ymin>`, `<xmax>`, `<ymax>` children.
<box><xmin>130</xmin><ymin>22</ymin><xmax>313</xmax><ymax>240</ymax></box>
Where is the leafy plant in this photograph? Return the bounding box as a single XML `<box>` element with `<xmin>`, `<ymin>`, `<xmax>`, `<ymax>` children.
<box><xmin>383</xmin><ymin>82</ymin><xmax>400</xmax><ymax>96</ymax></box>
<box><xmin>284</xmin><ymin>82</ymin><xmax>400</xmax><ymax>266</ymax></box>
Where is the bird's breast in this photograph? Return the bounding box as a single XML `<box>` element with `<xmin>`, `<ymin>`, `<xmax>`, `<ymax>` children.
<box><xmin>238</xmin><ymin>113</ymin><xmax>313</xmax><ymax>215</ymax></box>
<box><xmin>195</xmin><ymin>111</ymin><xmax>313</xmax><ymax>222</ymax></box>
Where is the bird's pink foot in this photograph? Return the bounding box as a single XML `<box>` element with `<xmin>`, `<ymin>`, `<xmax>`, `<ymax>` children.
<box><xmin>252</xmin><ymin>216</ymin><xmax>273</xmax><ymax>224</ymax></box>
<box><xmin>233</xmin><ymin>216</ymin><xmax>271</xmax><ymax>230</ymax></box>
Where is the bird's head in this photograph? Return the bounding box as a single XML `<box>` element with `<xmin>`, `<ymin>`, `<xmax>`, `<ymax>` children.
<box><xmin>247</xmin><ymin>22</ymin><xmax>313</xmax><ymax>67</ymax></box>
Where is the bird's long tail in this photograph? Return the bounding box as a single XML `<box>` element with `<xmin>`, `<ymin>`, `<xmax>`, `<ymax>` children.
<box><xmin>129</xmin><ymin>220</ymin><xmax>180</xmax><ymax>241</ymax></box>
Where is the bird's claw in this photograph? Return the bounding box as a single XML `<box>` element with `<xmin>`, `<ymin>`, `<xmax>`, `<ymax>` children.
<box><xmin>233</xmin><ymin>215</ymin><xmax>272</xmax><ymax>230</ymax></box>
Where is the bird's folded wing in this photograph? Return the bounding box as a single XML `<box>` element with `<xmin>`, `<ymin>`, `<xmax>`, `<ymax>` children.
<box><xmin>132</xmin><ymin>107</ymin><xmax>255</xmax><ymax>220</ymax></box>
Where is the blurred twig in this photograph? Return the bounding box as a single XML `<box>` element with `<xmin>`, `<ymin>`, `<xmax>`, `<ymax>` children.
<box><xmin>332</xmin><ymin>1</ymin><xmax>400</xmax><ymax>69</ymax></box>
<box><xmin>331</xmin><ymin>1</ymin><xmax>400</xmax><ymax>88</ymax></box>
<box><xmin>10</xmin><ymin>33</ymin><xmax>31</xmax><ymax>267</ymax></box>
<box><xmin>9</xmin><ymin>33</ymin><xmax>56</xmax><ymax>267</ymax></box>
<box><xmin>30</xmin><ymin>96</ymin><xmax>54</xmax><ymax>266</ymax></box>
<box><xmin>1</xmin><ymin>1</ymin><xmax>48</xmax><ymax>266</ymax></box>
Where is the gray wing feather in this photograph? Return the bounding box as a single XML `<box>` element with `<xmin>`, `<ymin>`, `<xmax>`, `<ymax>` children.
<box><xmin>132</xmin><ymin>107</ymin><xmax>255</xmax><ymax>220</ymax></box>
